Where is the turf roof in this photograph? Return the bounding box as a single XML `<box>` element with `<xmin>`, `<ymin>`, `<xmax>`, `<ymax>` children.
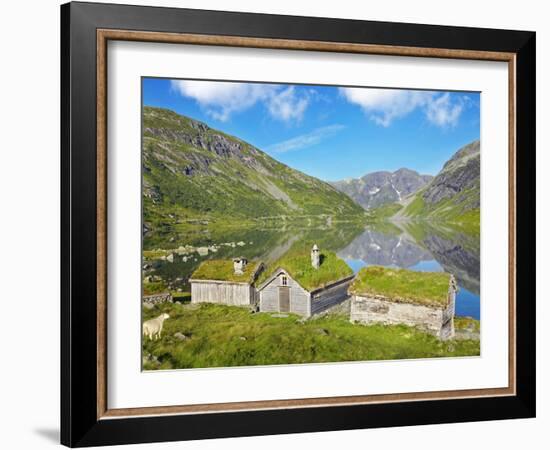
<box><xmin>257</xmin><ymin>244</ymin><xmax>353</xmax><ymax>291</ymax></box>
<box><xmin>349</xmin><ymin>266</ymin><xmax>453</xmax><ymax>307</ymax></box>
<box><xmin>191</xmin><ymin>260</ymin><xmax>262</xmax><ymax>283</ymax></box>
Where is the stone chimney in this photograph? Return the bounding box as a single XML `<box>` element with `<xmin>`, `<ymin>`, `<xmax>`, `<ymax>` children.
<box><xmin>311</xmin><ymin>244</ymin><xmax>320</xmax><ymax>269</ymax></box>
<box><xmin>233</xmin><ymin>257</ymin><xmax>247</xmax><ymax>275</ymax></box>
<box><xmin>449</xmin><ymin>274</ymin><xmax>458</xmax><ymax>294</ymax></box>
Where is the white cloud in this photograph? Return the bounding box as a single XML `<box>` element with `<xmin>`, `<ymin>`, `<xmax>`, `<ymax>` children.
<box><xmin>171</xmin><ymin>80</ymin><xmax>274</xmax><ymax>122</ymax></box>
<box><xmin>339</xmin><ymin>87</ymin><xmax>464</xmax><ymax>128</ymax></box>
<box><xmin>425</xmin><ymin>92</ymin><xmax>463</xmax><ymax>127</ymax></box>
<box><xmin>171</xmin><ymin>80</ymin><xmax>309</xmax><ymax>122</ymax></box>
<box><xmin>266</xmin><ymin>125</ymin><xmax>345</xmax><ymax>153</ymax></box>
<box><xmin>267</xmin><ymin>86</ymin><xmax>309</xmax><ymax>122</ymax></box>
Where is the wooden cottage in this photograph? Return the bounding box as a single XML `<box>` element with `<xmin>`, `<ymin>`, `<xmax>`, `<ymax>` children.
<box><xmin>349</xmin><ymin>266</ymin><xmax>457</xmax><ymax>340</ymax></box>
<box><xmin>189</xmin><ymin>258</ymin><xmax>264</xmax><ymax>307</ymax></box>
<box><xmin>257</xmin><ymin>245</ymin><xmax>355</xmax><ymax>317</ymax></box>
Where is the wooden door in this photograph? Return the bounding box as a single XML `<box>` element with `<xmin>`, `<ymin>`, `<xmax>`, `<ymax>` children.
<box><xmin>279</xmin><ymin>287</ymin><xmax>290</xmax><ymax>312</ymax></box>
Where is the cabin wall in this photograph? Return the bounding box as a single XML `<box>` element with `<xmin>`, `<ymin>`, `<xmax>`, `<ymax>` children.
<box><xmin>191</xmin><ymin>281</ymin><xmax>252</xmax><ymax>306</ymax></box>
<box><xmin>350</xmin><ymin>295</ymin><xmax>453</xmax><ymax>339</ymax></box>
<box><xmin>310</xmin><ymin>278</ymin><xmax>353</xmax><ymax>315</ymax></box>
<box><xmin>259</xmin><ymin>273</ymin><xmax>311</xmax><ymax>317</ymax></box>
<box><xmin>290</xmin><ymin>282</ymin><xmax>310</xmax><ymax>317</ymax></box>
<box><xmin>259</xmin><ymin>281</ymin><xmax>279</xmax><ymax>313</ymax></box>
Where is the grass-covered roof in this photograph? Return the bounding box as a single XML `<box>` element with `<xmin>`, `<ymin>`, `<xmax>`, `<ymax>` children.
<box><xmin>190</xmin><ymin>260</ymin><xmax>262</xmax><ymax>283</ymax></box>
<box><xmin>349</xmin><ymin>266</ymin><xmax>452</xmax><ymax>307</ymax></box>
<box><xmin>257</xmin><ymin>243</ymin><xmax>353</xmax><ymax>292</ymax></box>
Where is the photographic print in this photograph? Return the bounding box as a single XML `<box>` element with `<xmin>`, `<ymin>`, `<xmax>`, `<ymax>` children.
<box><xmin>141</xmin><ymin>78</ymin><xmax>481</xmax><ymax>370</ymax></box>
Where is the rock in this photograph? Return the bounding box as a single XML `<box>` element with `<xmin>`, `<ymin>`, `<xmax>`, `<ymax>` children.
<box><xmin>422</xmin><ymin>140</ymin><xmax>480</xmax><ymax>205</ymax></box>
<box><xmin>237</xmin><ymin>241</ymin><xmax>245</xmax><ymax>246</ymax></box>
<box><xmin>239</xmin><ymin>336</ymin><xmax>247</xmax><ymax>341</ymax></box>
<box><xmin>142</xmin><ymin>353</ymin><xmax>159</xmax><ymax>365</ymax></box>
<box><xmin>166</xmin><ymin>253</ymin><xmax>175</xmax><ymax>263</ymax></box>
<box><xmin>197</xmin><ymin>247</ymin><xmax>209</xmax><ymax>256</ymax></box>
<box><xmin>143</xmin><ymin>292</ymin><xmax>173</xmax><ymax>305</ymax></box>
<box><xmin>315</xmin><ymin>328</ymin><xmax>330</xmax><ymax>336</ymax></box>
<box><xmin>331</xmin><ymin>168</ymin><xmax>433</xmax><ymax>209</ymax></box>
<box><xmin>174</xmin><ymin>332</ymin><xmax>190</xmax><ymax>341</ymax></box>
<box><xmin>454</xmin><ymin>330</ymin><xmax>480</xmax><ymax>341</ymax></box>
<box><xmin>142</xmin><ymin>302</ymin><xmax>155</xmax><ymax>310</ymax></box>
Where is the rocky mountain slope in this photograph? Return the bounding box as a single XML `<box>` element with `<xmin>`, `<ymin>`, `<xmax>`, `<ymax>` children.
<box><xmin>331</xmin><ymin>168</ymin><xmax>433</xmax><ymax>210</ymax></box>
<box><xmin>403</xmin><ymin>140</ymin><xmax>480</xmax><ymax>226</ymax></box>
<box><xmin>143</xmin><ymin>107</ymin><xmax>364</xmax><ymax>231</ymax></box>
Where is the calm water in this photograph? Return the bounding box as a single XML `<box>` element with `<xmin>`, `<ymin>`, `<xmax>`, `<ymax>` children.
<box><xmin>145</xmin><ymin>220</ymin><xmax>480</xmax><ymax>319</ymax></box>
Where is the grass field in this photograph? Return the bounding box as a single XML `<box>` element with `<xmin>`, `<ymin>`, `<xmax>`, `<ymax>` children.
<box><xmin>142</xmin><ymin>302</ymin><xmax>480</xmax><ymax>370</ymax></box>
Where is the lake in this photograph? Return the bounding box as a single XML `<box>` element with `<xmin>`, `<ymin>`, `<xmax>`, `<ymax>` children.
<box><xmin>144</xmin><ymin>219</ymin><xmax>480</xmax><ymax>319</ymax></box>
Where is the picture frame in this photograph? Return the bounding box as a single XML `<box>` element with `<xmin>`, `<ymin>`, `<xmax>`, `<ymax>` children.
<box><xmin>61</xmin><ymin>1</ymin><xmax>536</xmax><ymax>447</ymax></box>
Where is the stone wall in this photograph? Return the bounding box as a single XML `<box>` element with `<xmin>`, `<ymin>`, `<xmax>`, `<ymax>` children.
<box><xmin>142</xmin><ymin>292</ymin><xmax>173</xmax><ymax>305</ymax></box>
<box><xmin>350</xmin><ymin>294</ymin><xmax>454</xmax><ymax>340</ymax></box>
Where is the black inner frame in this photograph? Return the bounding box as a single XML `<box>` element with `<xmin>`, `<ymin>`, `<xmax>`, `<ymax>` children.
<box><xmin>61</xmin><ymin>2</ymin><xmax>536</xmax><ymax>447</ymax></box>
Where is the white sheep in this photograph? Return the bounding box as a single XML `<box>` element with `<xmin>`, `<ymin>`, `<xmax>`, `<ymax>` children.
<box><xmin>142</xmin><ymin>313</ymin><xmax>170</xmax><ymax>341</ymax></box>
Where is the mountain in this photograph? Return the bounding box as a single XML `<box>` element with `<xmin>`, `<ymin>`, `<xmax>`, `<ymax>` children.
<box><xmin>403</xmin><ymin>140</ymin><xmax>480</xmax><ymax>228</ymax></box>
<box><xmin>331</xmin><ymin>168</ymin><xmax>433</xmax><ymax>210</ymax></box>
<box><xmin>142</xmin><ymin>107</ymin><xmax>364</xmax><ymax>231</ymax></box>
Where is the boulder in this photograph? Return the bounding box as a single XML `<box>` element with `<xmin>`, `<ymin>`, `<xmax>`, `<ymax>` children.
<box><xmin>174</xmin><ymin>332</ymin><xmax>190</xmax><ymax>341</ymax></box>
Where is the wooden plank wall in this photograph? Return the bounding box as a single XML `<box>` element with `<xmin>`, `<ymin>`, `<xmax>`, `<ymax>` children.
<box><xmin>310</xmin><ymin>278</ymin><xmax>352</xmax><ymax>315</ymax></box>
<box><xmin>191</xmin><ymin>281</ymin><xmax>252</xmax><ymax>306</ymax></box>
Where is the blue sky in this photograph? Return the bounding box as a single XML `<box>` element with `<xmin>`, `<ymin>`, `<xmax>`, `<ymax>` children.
<box><xmin>143</xmin><ymin>78</ymin><xmax>480</xmax><ymax>181</ymax></box>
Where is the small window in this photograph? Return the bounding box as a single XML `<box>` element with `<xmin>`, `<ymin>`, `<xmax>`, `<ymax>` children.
<box><xmin>281</xmin><ymin>275</ymin><xmax>288</xmax><ymax>286</ymax></box>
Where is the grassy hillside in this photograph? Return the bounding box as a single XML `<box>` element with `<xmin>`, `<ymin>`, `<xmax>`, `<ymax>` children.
<box><xmin>368</xmin><ymin>202</ymin><xmax>404</xmax><ymax>221</ymax></box>
<box><xmin>142</xmin><ymin>302</ymin><xmax>480</xmax><ymax>370</ymax></box>
<box><xmin>143</xmin><ymin>107</ymin><xmax>365</xmax><ymax>238</ymax></box>
<box><xmin>403</xmin><ymin>186</ymin><xmax>480</xmax><ymax>234</ymax></box>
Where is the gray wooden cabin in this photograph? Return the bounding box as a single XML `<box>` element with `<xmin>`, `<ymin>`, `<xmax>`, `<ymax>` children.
<box><xmin>257</xmin><ymin>268</ymin><xmax>354</xmax><ymax>318</ymax></box>
<box><xmin>189</xmin><ymin>259</ymin><xmax>264</xmax><ymax>307</ymax></box>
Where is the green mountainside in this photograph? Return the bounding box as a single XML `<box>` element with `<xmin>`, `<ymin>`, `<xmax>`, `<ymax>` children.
<box><xmin>143</xmin><ymin>107</ymin><xmax>365</xmax><ymax>234</ymax></box>
<box><xmin>394</xmin><ymin>140</ymin><xmax>480</xmax><ymax>232</ymax></box>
